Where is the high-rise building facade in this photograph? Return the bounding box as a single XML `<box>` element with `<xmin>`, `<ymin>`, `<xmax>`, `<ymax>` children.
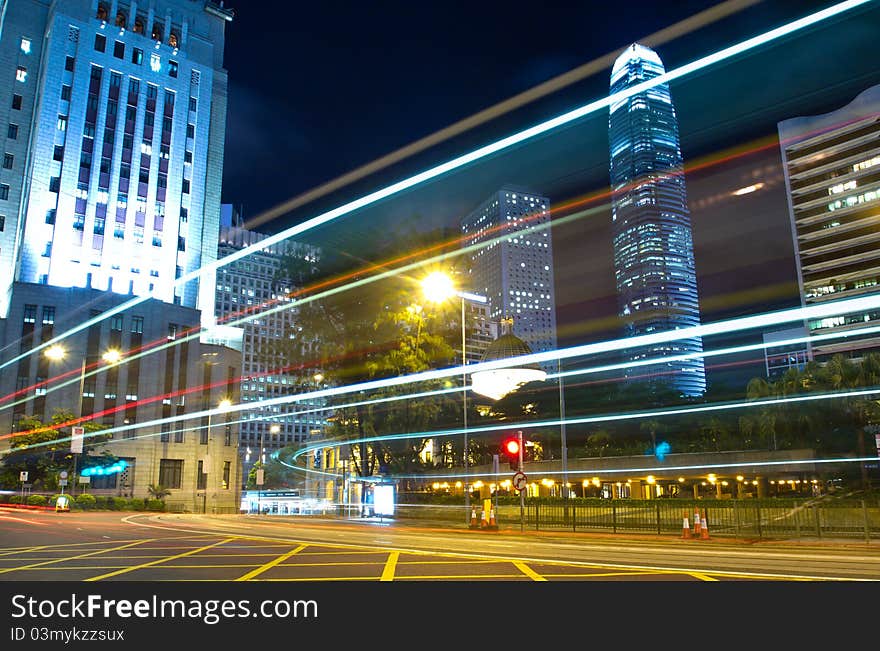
<box><xmin>460</xmin><ymin>186</ymin><xmax>557</xmax><ymax>365</ymax></box>
<box><xmin>0</xmin><ymin>0</ymin><xmax>233</xmax><ymax>328</ymax></box>
<box><xmin>216</xmin><ymin>204</ymin><xmax>326</xmax><ymax>464</ymax></box>
<box><xmin>608</xmin><ymin>43</ymin><xmax>706</xmax><ymax>396</ymax></box>
<box><xmin>778</xmin><ymin>83</ymin><xmax>880</xmax><ymax>359</ymax></box>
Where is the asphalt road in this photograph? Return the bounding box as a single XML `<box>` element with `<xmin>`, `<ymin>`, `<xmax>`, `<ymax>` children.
<box><xmin>1</xmin><ymin>508</ymin><xmax>879</xmax><ymax>581</ymax></box>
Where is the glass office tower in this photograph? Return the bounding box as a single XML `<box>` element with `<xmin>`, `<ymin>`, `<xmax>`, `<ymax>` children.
<box><xmin>608</xmin><ymin>44</ymin><xmax>706</xmax><ymax>396</ymax></box>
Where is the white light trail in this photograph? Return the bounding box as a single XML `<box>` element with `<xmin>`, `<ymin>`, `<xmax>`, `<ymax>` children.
<box><xmin>2</xmin><ymin>0</ymin><xmax>869</xmax><ymax>373</ymax></box>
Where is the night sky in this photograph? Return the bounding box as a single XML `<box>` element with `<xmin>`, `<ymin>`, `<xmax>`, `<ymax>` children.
<box><xmin>217</xmin><ymin>1</ymin><xmax>880</xmax><ymax>390</ymax></box>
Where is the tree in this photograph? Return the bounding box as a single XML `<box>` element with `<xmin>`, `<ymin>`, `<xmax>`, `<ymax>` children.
<box><xmin>269</xmin><ymin>230</ymin><xmax>465</xmax><ymax>490</ymax></box>
<box><xmin>0</xmin><ymin>409</ymin><xmax>111</xmax><ymax>490</ymax></box>
<box><xmin>147</xmin><ymin>484</ymin><xmax>171</xmax><ymax>501</ymax></box>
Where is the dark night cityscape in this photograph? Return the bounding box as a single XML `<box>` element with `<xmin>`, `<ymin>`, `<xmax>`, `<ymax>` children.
<box><xmin>0</xmin><ymin>0</ymin><xmax>879</xmax><ymax>636</ymax></box>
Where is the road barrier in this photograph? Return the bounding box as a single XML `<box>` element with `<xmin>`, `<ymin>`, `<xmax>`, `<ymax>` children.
<box><xmin>393</xmin><ymin>496</ymin><xmax>880</xmax><ymax>541</ymax></box>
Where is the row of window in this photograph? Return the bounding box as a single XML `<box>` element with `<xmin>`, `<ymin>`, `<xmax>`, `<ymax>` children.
<box><xmin>94</xmin><ymin>33</ymin><xmax>179</xmax><ymax>78</ymax></box>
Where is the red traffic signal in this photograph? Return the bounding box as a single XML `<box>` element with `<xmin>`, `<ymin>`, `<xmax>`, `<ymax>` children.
<box><xmin>501</xmin><ymin>437</ymin><xmax>521</xmax><ymax>470</ymax></box>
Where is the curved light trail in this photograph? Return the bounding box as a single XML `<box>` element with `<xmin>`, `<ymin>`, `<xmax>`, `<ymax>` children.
<box><xmin>0</xmin><ymin>0</ymin><xmax>869</xmax><ymax>374</ymax></box>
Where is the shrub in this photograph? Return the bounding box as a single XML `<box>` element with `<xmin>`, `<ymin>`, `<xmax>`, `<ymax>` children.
<box><xmin>26</xmin><ymin>494</ymin><xmax>47</xmax><ymax>506</ymax></box>
<box><xmin>8</xmin><ymin>495</ymin><xmax>23</xmax><ymax>504</ymax></box>
<box><xmin>111</xmin><ymin>497</ymin><xmax>129</xmax><ymax>511</ymax></box>
<box><xmin>75</xmin><ymin>493</ymin><xmax>97</xmax><ymax>509</ymax></box>
<box><xmin>0</xmin><ymin>493</ymin><xmax>9</xmax><ymax>504</ymax></box>
<box><xmin>130</xmin><ymin>499</ymin><xmax>146</xmax><ymax>511</ymax></box>
<box><xmin>146</xmin><ymin>499</ymin><xmax>166</xmax><ymax>512</ymax></box>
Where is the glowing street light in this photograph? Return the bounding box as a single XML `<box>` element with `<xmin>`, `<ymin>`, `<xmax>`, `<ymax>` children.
<box><xmin>102</xmin><ymin>349</ymin><xmax>122</xmax><ymax>364</ymax></box>
<box><xmin>44</xmin><ymin>345</ymin><xmax>66</xmax><ymax>361</ymax></box>
<box><xmin>420</xmin><ymin>271</ymin><xmax>486</xmax><ymax>525</ymax></box>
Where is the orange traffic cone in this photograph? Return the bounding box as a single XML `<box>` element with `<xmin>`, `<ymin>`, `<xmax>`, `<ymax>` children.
<box><xmin>469</xmin><ymin>507</ymin><xmax>478</xmax><ymax>529</ymax></box>
<box><xmin>480</xmin><ymin>508</ymin><xmax>489</xmax><ymax>529</ymax></box>
<box><xmin>693</xmin><ymin>508</ymin><xmax>701</xmax><ymax>537</ymax></box>
<box><xmin>682</xmin><ymin>511</ymin><xmax>691</xmax><ymax>539</ymax></box>
<box><xmin>700</xmin><ymin>510</ymin><xmax>710</xmax><ymax>540</ymax></box>
<box><xmin>489</xmin><ymin>507</ymin><xmax>497</xmax><ymax>529</ymax></box>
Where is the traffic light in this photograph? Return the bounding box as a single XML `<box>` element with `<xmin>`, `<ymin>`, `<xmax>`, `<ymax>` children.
<box><xmin>501</xmin><ymin>436</ymin><xmax>521</xmax><ymax>470</ymax></box>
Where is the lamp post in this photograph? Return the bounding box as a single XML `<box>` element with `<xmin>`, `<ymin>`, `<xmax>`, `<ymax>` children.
<box><xmin>421</xmin><ymin>271</ymin><xmax>486</xmax><ymax>525</ymax></box>
<box><xmin>43</xmin><ymin>345</ymin><xmax>121</xmax><ymax>496</ymax></box>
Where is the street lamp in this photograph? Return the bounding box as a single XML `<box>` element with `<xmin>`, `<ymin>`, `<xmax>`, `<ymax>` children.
<box><xmin>420</xmin><ymin>271</ymin><xmax>486</xmax><ymax>524</ymax></box>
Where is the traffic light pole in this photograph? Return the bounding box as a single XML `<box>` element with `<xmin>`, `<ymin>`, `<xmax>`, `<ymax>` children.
<box><xmin>518</xmin><ymin>430</ymin><xmax>524</xmax><ymax>533</ymax></box>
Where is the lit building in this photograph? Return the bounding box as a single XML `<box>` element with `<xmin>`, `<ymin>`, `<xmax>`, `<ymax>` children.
<box><xmin>778</xmin><ymin>83</ymin><xmax>880</xmax><ymax>359</ymax></box>
<box><xmin>460</xmin><ymin>186</ymin><xmax>557</xmax><ymax>368</ymax></box>
<box><xmin>0</xmin><ymin>0</ymin><xmax>233</xmax><ymax>330</ymax></box>
<box><xmin>608</xmin><ymin>43</ymin><xmax>706</xmax><ymax>396</ymax></box>
<box><xmin>0</xmin><ymin>282</ymin><xmax>242</xmax><ymax>512</ymax></box>
<box><xmin>216</xmin><ymin>204</ymin><xmax>326</xmax><ymax>466</ymax></box>
<box><xmin>763</xmin><ymin>326</ymin><xmax>809</xmax><ymax>379</ymax></box>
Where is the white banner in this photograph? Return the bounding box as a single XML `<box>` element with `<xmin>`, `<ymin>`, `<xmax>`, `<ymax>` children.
<box><xmin>70</xmin><ymin>426</ymin><xmax>85</xmax><ymax>454</ymax></box>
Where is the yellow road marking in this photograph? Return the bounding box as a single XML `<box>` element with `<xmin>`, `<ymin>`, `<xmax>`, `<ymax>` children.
<box><xmin>0</xmin><ymin>539</ymin><xmax>154</xmax><ymax>575</ymax></box>
<box><xmin>690</xmin><ymin>572</ymin><xmax>720</xmax><ymax>581</ymax></box>
<box><xmin>380</xmin><ymin>552</ymin><xmax>399</xmax><ymax>581</ymax></box>
<box><xmin>0</xmin><ymin>545</ymin><xmax>49</xmax><ymax>557</ymax></box>
<box><xmin>513</xmin><ymin>561</ymin><xmax>547</xmax><ymax>581</ymax></box>
<box><xmin>85</xmin><ymin>538</ymin><xmax>236</xmax><ymax>581</ymax></box>
<box><xmin>234</xmin><ymin>544</ymin><xmax>308</xmax><ymax>581</ymax></box>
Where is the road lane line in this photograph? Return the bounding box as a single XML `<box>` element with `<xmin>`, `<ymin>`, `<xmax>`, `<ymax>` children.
<box><xmin>85</xmin><ymin>537</ymin><xmax>236</xmax><ymax>581</ymax></box>
<box><xmin>513</xmin><ymin>561</ymin><xmax>547</xmax><ymax>581</ymax></box>
<box><xmin>234</xmin><ymin>544</ymin><xmax>308</xmax><ymax>581</ymax></box>
<box><xmin>0</xmin><ymin>539</ymin><xmax>154</xmax><ymax>575</ymax></box>
<box><xmin>690</xmin><ymin>572</ymin><xmax>720</xmax><ymax>582</ymax></box>
<box><xmin>380</xmin><ymin>552</ymin><xmax>400</xmax><ymax>581</ymax></box>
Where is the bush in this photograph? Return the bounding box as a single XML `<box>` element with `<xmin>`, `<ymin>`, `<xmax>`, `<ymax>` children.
<box><xmin>130</xmin><ymin>499</ymin><xmax>146</xmax><ymax>511</ymax></box>
<box><xmin>145</xmin><ymin>499</ymin><xmax>166</xmax><ymax>512</ymax></box>
<box><xmin>8</xmin><ymin>495</ymin><xmax>22</xmax><ymax>504</ymax></box>
<box><xmin>0</xmin><ymin>493</ymin><xmax>9</xmax><ymax>504</ymax></box>
<box><xmin>111</xmin><ymin>497</ymin><xmax>129</xmax><ymax>511</ymax></box>
<box><xmin>26</xmin><ymin>494</ymin><xmax>47</xmax><ymax>506</ymax></box>
<box><xmin>90</xmin><ymin>495</ymin><xmax>109</xmax><ymax>510</ymax></box>
<box><xmin>75</xmin><ymin>493</ymin><xmax>97</xmax><ymax>509</ymax></box>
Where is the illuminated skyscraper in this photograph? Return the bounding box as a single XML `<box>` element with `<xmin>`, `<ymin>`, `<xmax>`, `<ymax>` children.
<box><xmin>778</xmin><ymin>83</ymin><xmax>880</xmax><ymax>359</ymax></box>
<box><xmin>0</xmin><ymin>0</ymin><xmax>233</xmax><ymax>329</ymax></box>
<box><xmin>461</xmin><ymin>186</ymin><xmax>557</xmax><ymax>368</ymax></box>
<box><xmin>608</xmin><ymin>43</ymin><xmax>706</xmax><ymax>396</ymax></box>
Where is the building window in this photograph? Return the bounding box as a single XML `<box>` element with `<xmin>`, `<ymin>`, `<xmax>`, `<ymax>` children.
<box><xmin>188</xmin><ymin>96</ymin><xmax>197</xmax><ymax>112</ymax></box>
<box><xmin>168</xmin><ymin>323</ymin><xmax>178</xmax><ymax>340</ymax></box>
<box><xmin>61</xmin><ymin>85</ymin><xmax>71</xmax><ymax>101</ymax></box>
<box><xmin>131</xmin><ymin>47</ymin><xmax>143</xmax><ymax>65</ymax></box>
<box><xmin>94</xmin><ymin>34</ymin><xmax>106</xmax><ymax>52</ymax></box>
<box><xmin>186</xmin><ymin>123</ymin><xmax>194</xmax><ymax>138</ymax></box>
<box><xmin>3</xmin><ymin>154</ymin><xmax>12</xmax><ymax>169</ymax></box>
<box><xmin>222</xmin><ymin>461</ymin><xmax>231</xmax><ymax>489</ymax></box>
<box><xmin>11</xmin><ymin>94</ymin><xmax>22</xmax><ymax>110</ymax></box>
<box><xmin>168</xmin><ymin>60</ymin><xmax>178</xmax><ymax>78</ymax></box>
<box><xmin>110</xmin><ymin>314</ymin><xmax>123</xmax><ymax>331</ymax></box>
<box><xmin>23</xmin><ymin>304</ymin><xmax>36</xmax><ymax>323</ymax></box>
<box><xmin>20</xmin><ymin>38</ymin><xmax>31</xmax><ymax>54</ymax></box>
<box><xmin>45</xmin><ymin>209</ymin><xmax>55</xmax><ymax>224</ymax></box>
<box><xmin>196</xmin><ymin>460</ymin><xmax>206</xmax><ymax>489</ymax></box>
<box><xmin>181</xmin><ymin>179</ymin><xmax>190</xmax><ymax>194</ymax></box>
<box><xmin>158</xmin><ymin>459</ymin><xmax>182</xmax><ymax>489</ymax></box>
<box><xmin>15</xmin><ymin>67</ymin><xmax>27</xmax><ymax>83</ymax></box>
<box><xmin>7</xmin><ymin>124</ymin><xmax>18</xmax><ymax>139</ymax></box>
<box><xmin>0</xmin><ymin>184</ymin><xmax>10</xmax><ymax>200</ymax></box>
<box><xmin>184</xmin><ymin>150</ymin><xmax>192</xmax><ymax>163</ymax></box>
<box><xmin>0</xmin><ymin>215</ymin><xmax>4</xmax><ymax>231</ymax></box>
<box><xmin>65</xmin><ymin>56</ymin><xmax>75</xmax><ymax>72</ymax></box>
<box><xmin>41</xmin><ymin>306</ymin><xmax>55</xmax><ymax>325</ymax></box>
<box><xmin>57</xmin><ymin>116</ymin><xmax>67</xmax><ymax>131</ymax></box>
<box><xmin>113</xmin><ymin>41</ymin><xmax>124</xmax><ymax>59</ymax></box>
<box><xmin>131</xmin><ymin>316</ymin><xmax>144</xmax><ymax>334</ymax></box>
<box><xmin>180</xmin><ymin>207</ymin><xmax>188</xmax><ymax>222</ymax></box>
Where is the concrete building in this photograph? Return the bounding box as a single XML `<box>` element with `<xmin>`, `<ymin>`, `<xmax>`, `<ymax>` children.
<box><xmin>608</xmin><ymin>44</ymin><xmax>706</xmax><ymax>396</ymax></box>
<box><xmin>0</xmin><ymin>282</ymin><xmax>242</xmax><ymax>512</ymax></box>
<box><xmin>778</xmin><ymin>83</ymin><xmax>880</xmax><ymax>359</ymax></box>
<box><xmin>460</xmin><ymin>186</ymin><xmax>557</xmax><ymax>368</ymax></box>
<box><xmin>0</xmin><ymin>0</ymin><xmax>233</xmax><ymax>330</ymax></box>
<box><xmin>763</xmin><ymin>326</ymin><xmax>810</xmax><ymax>379</ymax></box>
<box><xmin>215</xmin><ymin>204</ymin><xmax>326</xmax><ymax>471</ymax></box>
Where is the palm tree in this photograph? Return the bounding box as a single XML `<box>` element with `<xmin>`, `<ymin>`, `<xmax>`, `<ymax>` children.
<box><xmin>147</xmin><ymin>484</ymin><xmax>171</xmax><ymax>501</ymax></box>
